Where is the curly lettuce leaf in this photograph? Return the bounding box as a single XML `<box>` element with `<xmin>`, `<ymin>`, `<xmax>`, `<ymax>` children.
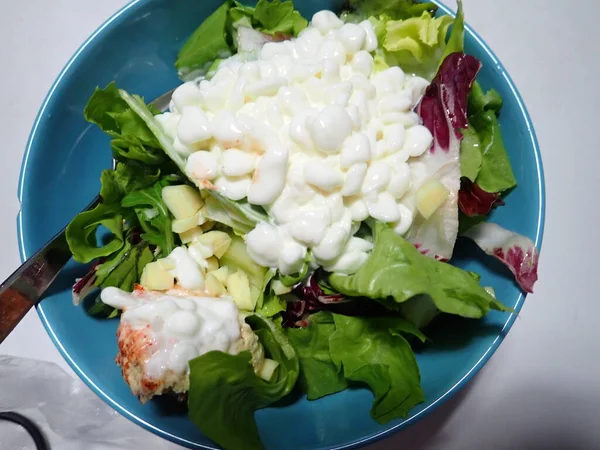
<box><xmin>66</xmin><ymin>203</ymin><xmax>124</xmax><ymax>264</ymax></box>
<box><xmin>175</xmin><ymin>2</ymin><xmax>232</xmax><ymax>77</ymax></box>
<box><xmin>376</xmin><ymin>0</ymin><xmax>464</xmax><ymax>80</ymax></box>
<box><xmin>84</xmin><ymin>83</ymin><xmax>168</xmax><ymax>166</ymax></box>
<box><xmin>287</xmin><ymin>311</ymin><xmax>426</xmax><ymax>422</ymax></box>
<box><xmin>459</xmin><ymin>127</ymin><xmax>483</xmax><ymax>182</ymax></box>
<box><xmin>188</xmin><ymin>315</ymin><xmax>299</xmax><ymax>450</ymax></box>
<box><xmin>329</xmin><ymin>314</ymin><xmax>424</xmax><ymax>423</ymax></box>
<box><xmin>469</xmin><ymin>109</ymin><xmax>517</xmax><ymax>194</ymax></box>
<box><xmin>286</xmin><ymin>311</ymin><xmax>347</xmax><ymax>400</ymax></box>
<box><xmin>344</xmin><ymin>0</ymin><xmax>438</xmax><ymax>21</ymax></box>
<box><xmin>176</xmin><ymin>0</ymin><xmax>306</xmax><ymax>78</ymax></box>
<box><xmin>121</xmin><ymin>177</ymin><xmax>179</xmax><ymax>257</ymax></box>
<box><xmin>250</xmin><ymin>0</ymin><xmax>308</xmax><ymax>35</ymax></box>
<box><xmin>329</xmin><ymin>222</ymin><xmax>510</xmax><ymax>318</ymax></box>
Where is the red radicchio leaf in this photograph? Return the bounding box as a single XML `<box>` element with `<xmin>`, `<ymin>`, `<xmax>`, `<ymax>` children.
<box><xmin>464</xmin><ymin>222</ymin><xmax>539</xmax><ymax>293</ymax></box>
<box><xmin>458</xmin><ymin>178</ymin><xmax>505</xmax><ymax>216</ymax></box>
<box><xmin>405</xmin><ymin>53</ymin><xmax>481</xmax><ymax>260</ymax></box>
<box><xmin>417</xmin><ymin>53</ymin><xmax>481</xmax><ymax>153</ymax></box>
<box><xmin>72</xmin><ymin>261</ymin><xmax>100</xmax><ymax>305</ymax></box>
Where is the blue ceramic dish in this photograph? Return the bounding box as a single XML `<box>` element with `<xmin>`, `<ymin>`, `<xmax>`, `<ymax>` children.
<box><xmin>17</xmin><ymin>1</ymin><xmax>545</xmax><ymax>449</ymax></box>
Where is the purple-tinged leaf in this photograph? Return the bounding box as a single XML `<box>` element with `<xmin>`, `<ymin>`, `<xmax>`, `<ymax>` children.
<box><xmin>458</xmin><ymin>178</ymin><xmax>504</xmax><ymax>217</ymax></box>
<box><xmin>405</xmin><ymin>53</ymin><xmax>481</xmax><ymax>260</ymax></box>
<box><xmin>464</xmin><ymin>222</ymin><xmax>539</xmax><ymax>293</ymax></box>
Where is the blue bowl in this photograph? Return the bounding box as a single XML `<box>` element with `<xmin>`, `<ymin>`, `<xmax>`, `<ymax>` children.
<box><xmin>17</xmin><ymin>1</ymin><xmax>545</xmax><ymax>449</ymax></box>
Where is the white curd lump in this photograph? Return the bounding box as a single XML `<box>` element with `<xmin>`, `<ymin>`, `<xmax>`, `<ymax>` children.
<box><xmin>156</xmin><ymin>10</ymin><xmax>433</xmax><ymax>275</ymax></box>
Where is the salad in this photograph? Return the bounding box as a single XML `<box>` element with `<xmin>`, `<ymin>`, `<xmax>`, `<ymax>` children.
<box><xmin>66</xmin><ymin>0</ymin><xmax>540</xmax><ymax>449</ymax></box>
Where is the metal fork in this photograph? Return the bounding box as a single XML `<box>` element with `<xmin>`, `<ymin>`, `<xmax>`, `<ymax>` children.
<box><xmin>0</xmin><ymin>87</ymin><xmax>175</xmax><ymax>343</ymax></box>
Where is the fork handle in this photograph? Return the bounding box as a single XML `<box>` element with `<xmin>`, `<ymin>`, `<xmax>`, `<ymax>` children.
<box><xmin>0</xmin><ymin>227</ymin><xmax>75</xmax><ymax>343</ymax></box>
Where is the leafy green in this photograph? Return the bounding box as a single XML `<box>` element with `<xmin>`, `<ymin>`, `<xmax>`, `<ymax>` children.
<box><xmin>66</xmin><ymin>203</ymin><xmax>124</xmax><ymax>264</ymax></box>
<box><xmin>256</xmin><ymin>283</ymin><xmax>286</xmax><ymax>318</ymax></box>
<box><xmin>288</xmin><ymin>312</ymin><xmax>426</xmax><ymax>422</ymax></box>
<box><xmin>344</xmin><ymin>0</ymin><xmax>438</xmax><ymax>21</ymax></box>
<box><xmin>329</xmin><ymin>314</ymin><xmax>425</xmax><ymax>423</ymax></box>
<box><xmin>121</xmin><ymin>177</ymin><xmax>179</xmax><ymax>257</ymax></box>
<box><xmin>94</xmin><ymin>240</ymin><xmax>153</xmax><ymax>290</ymax></box>
<box><xmin>460</xmin><ymin>81</ymin><xmax>516</xmax><ymax>194</ymax></box>
<box><xmin>470</xmin><ymin>110</ymin><xmax>517</xmax><ymax>194</ymax></box>
<box><xmin>175</xmin><ymin>2</ymin><xmax>232</xmax><ymax>76</ymax></box>
<box><xmin>84</xmin><ymin>83</ymin><xmax>167</xmax><ymax>166</ymax></box>
<box><xmin>188</xmin><ymin>315</ymin><xmax>298</xmax><ymax>450</ymax></box>
<box><xmin>468</xmin><ymin>82</ymin><xmax>503</xmax><ymax>115</ymax></box>
<box><xmin>287</xmin><ymin>312</ymin><xmax>347</xmax><ymax>400</ymax></box>
<box><xmin>329</xmin><ymin>222</ymin><xmax>510</xmax><ymax>318</ymax></box>
<box><xmin>203</xmin><ymin>193</ymin><xmax>267</xmax><ymax>235</ymax></box>
<box><xmin>459</xmin><ymin>126</ymin><xmax>483</xmax><ymax>182</ymax></box>
<box><xmin>373</xmin><ymin>0</ymin><xmax>464</xmax><ymax>80</ymax></box>
<box><xmin>438</xmin><ymin>0</ymin><xmax>465</xmax><ymax>66</ymax></box>
<box><xmin>381</xmin><ymin>12</ymin><xmax>453</xmax><ymax>79</ymax></box>
<box><xmin>462</xmin><ymin>83</ymin><xmax>515</xmax><ymax>193</ymax></box>
<box><xmin>176</xmin><ymin>0</ymin><xmax>308</xmax><ymax>78</ymax></box>
<box><xmin>100</xmin><ymin>163</ymin><xmax>161</xmax><ymax>203</ymax></box>
<box><xmin>236</xmin><ymin>0</ymin><xmax>308</xmax><ymax>36</ymax></box>
<box><xmin>278</xmin><ymin>261</ymin><xmax>309</xmax><ymax>287</ymax></box>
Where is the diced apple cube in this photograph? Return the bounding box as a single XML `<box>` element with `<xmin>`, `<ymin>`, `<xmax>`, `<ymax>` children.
<box><xmin>206</xmin><ymin>256</ymin><xmax>219</xmax><ymax>272</ymax></box>
<box><xmin>140</xmin><ymin>261</ymin><xmax>175</xmax><ymax>291</ymax></box>
<box><xmin>156</xmin><ymin>258</ymin><xmax>175</xmax><ymax>271</ymax></box>
<box><xmin>416</xmin><ymin>179</ymin><xmax>450</xmax><ymax>219</ymax></box>
<box><xmin>211</xmin><ymin>267</ymin><xmax>229</xmax><ymax>287</ymax></box>
<box><xmin>172</xmin><ymin>213</ymin><xmax>200</xmax><ymax>233</ymax></box>
<box><xmin>179</xmin><ymin>227</ymin><xmax>204</xmax><ymax>244</ymax></box>
<box><xmin>201</xmin><ymin>220</ymin><xmax>215</xmax><ymax>232</ymax></box>
<box><xmin>196</xmin><ymin>231</ymin><xmax>232</xmax><ymax>259</ymax></box>
<box><xmin>162</xmin><ymin>185</ymin><xmax>204</xmax><ymax>219</ymax></box>
<box><xmin>206</xmin><ymin>273</ymin><xmax>227</xmax><ymax>296</ymax></box>
<box><xmin>227</xmin><ymin>271</ymin><xmax>254</xmax><ymax>310</ymax></box>
<box><xmin>258</xmin><ymin>359</ymin><xmax>280</xmax><ymax>381</ymax></box>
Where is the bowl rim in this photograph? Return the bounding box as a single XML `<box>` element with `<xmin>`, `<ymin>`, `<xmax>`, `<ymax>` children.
<box><xmin>17</xmin><ymin>1</ymin><xmax>546</xmax><ymax>449</ymax></box>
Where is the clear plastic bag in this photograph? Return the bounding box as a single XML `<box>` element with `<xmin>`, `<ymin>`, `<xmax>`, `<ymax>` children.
<box><xmin>0</xmin><ymin>355</ymin><xmax>181</xmax><ymax>450</ymax></box>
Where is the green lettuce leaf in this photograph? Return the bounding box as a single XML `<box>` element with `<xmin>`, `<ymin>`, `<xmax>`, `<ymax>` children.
<box><xmin>286</xmin><ymin>311</ymin><xmax>348</xmax><ymax>400</ymax></box>
<box><xmin>344</xmin><ymin>0</ymin><xmax>438</xmax><ymax>21</ymax></box>
<box><xmin>461</xmin><ymin>82</ymin><xmax>516</xmax><ymax>194</ymax></box>
<box><xmin>121</xmin><ymin>177</ymin><xmax>179</xmax><ymax>257</ymax></box>
<box><xmin>329</xmin><ymin>222</ymin><xmax>510</xmax><ymax>318</ymax></box>
<box><xmin>94</xmin><ymin>240</ymin><xmax>153</xmax><ymax>290</ymax></box>
<box><xmin>375</xmin><ymin>0</ymin><xmax>464</xmax><ymax>80</ymax></box>
<box><xmin>203</xmin><ymin>192</ymin><xmax>268</xmax><ymax>235</ymax></box>
<box><xmin>175</xmin><ymin>1</ymin><xmax>232</xmax><ymax>77</ymax></box>
<box><xmin>84</xmin><ymin>83</ymin><xmax>168</xmax><ymax>166</ymax></box>
<box><xmin>176</xmin><ymin>0</ymin><xmax>307</xmax><ymax>78</ymax></box>
<box><xmin>468</xmin><ymin>81</ymin><xmax>503</xmax><ymax>115</ymax></box>
<box><xmin>188</xmin><ymin>315</ymin><xmax>298</xmax><ymax>450</ymax></box>
<box><xmin>329</xmin><ymin>314</ymin><xmax>424</xmax><ymax>423</ymax></box>
<box><xmin>100</xmin><ymin>163</ymin><xmax>161</xmax><ymax>203</ymax></box>
<box><xmin>287</xmin><ymin>311</ymin><xmax>426</xmax><ymax>422</ymax></box>
<box><xmin>470</xmin><ymin>110</ymin><xmax>517</xmax><ymax>194</ymax></box>
<box><xmin>250</xmin><ymin>0</ymin><xmax>308</xmax><ymax>35</ymax></box>
<box><xmin>66</xmin><ymin>203</ymin><xmax>124</xmax><ymax>263</ymax></box>
<box><xmin>459</xmin><ymin>126</ymin><xmax>483</xmax><ymax>182</ymax></box>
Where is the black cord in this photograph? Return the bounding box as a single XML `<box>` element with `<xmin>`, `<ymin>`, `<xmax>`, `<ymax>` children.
<box><xmin>0</xmin><ymin>411</ymin><xmax>50</xmax><ymax>450</ymax></box>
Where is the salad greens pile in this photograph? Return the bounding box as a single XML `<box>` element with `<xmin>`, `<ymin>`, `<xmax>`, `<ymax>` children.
<box><xmin>66</xmin><ymin>1</ymin><xmax>540</xmax><ymax>449</ymax></box>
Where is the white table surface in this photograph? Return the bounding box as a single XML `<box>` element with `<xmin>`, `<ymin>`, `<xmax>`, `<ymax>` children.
<box><xmin>1</xmin><ymin>0</ymin><xmax>599</xmax><ymax>449</ymax></box>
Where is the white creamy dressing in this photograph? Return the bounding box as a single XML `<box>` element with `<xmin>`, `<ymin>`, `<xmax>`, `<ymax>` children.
<box><xmin>156</xmin><ymin>10</ymin><xmax>433</xmax><ymax>275</ymax></box>
<box><xmin>101</xmin><ymin>286</ymin><xmax>242</xmax><ymax>378</ymax></box>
